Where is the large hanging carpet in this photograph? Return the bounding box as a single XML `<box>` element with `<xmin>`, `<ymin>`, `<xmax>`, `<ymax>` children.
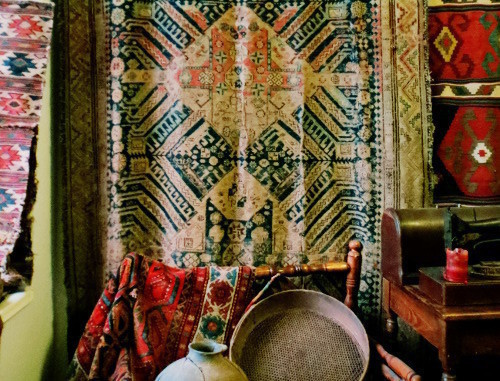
<box><xmin>429</xmin><ymin>0</ymin><xmax>500</xmax><ymax>203</ymax></box>
<box><xmin>53</xmin><ymin>0</ymin><xmax>432</xmax><ymax>350</ymax></box>
<box><xmin>102</xmin><ymin>0</ymin><xmax>385</xmax><ymax>301</ymax></box>
<box><xmin>0</xmin><ymin>0</ymin><xmax>53</xmax><ymax>279</ymax></box>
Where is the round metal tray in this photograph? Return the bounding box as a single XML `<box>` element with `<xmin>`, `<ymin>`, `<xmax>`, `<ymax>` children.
<box><xmin>230</xmin><ymin>290</ymin><xmax>369</xmax><ymax>381</ymax></box>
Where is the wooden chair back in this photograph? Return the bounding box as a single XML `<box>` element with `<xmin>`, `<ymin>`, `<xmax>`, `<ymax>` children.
<box><xmin>254</xmin><ymin>240</ymin><xmax>362</xmax><ymax>310</ymax></box>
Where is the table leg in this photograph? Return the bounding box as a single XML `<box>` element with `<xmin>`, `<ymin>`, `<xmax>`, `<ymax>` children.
<box><xmin>441</xmin><ymin>371</ymin><xmax>457</xmax><ymax>381</ymax></box>
<box><xmin>439</xmin><ymin>350</ymin><xmax>457</xmax><ymax>381</ymax></box>
<box><xmin>386</xmin><ymin>311</ymin><xmax>398</xmax><ymax>337</ymax></box>
<box><xmin>383</xmin><ymin>310</ymin><xmax>399</xmax><ymax>356</ymax></box>
<box><xmin>382</xmin><ymin>279</ymin><xmax>398</xmax><ymax>345</ymax></box>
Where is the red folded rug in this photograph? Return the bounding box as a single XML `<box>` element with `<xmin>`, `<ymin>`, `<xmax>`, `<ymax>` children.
<box><xmin>68</xmin><ymin>253</ymin><xmax>255</xmax><ymax>381</ymax></box>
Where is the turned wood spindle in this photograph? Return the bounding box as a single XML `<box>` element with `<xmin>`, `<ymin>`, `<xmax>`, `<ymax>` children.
<box><xmin>254</xmin><ymin>261</ymin><xmax>350</xmax><ymax>279</ymax></box>
<box><xmin>344</xmin><ymin>240</ymin><xmax>362</xmax><ymax>310</ymax></box>
<box><xmin>377</xmin><ymin>343</ymin><xmax>421</xmax><ymax>381</ymax></box>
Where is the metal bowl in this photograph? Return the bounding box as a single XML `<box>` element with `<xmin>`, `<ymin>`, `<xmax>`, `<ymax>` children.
<box><xmin>230</xmin><ymin>290</ymin><xmax>369</xmax><ymax>381</ymax></box>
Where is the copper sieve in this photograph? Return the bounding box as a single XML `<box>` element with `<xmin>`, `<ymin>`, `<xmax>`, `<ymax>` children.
<box><xmin>229</xmin><ymin>290</ymin><xmax>369</xmax><ymax>381</ymax></box>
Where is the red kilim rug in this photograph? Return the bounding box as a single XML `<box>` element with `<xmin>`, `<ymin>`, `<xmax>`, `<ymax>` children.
<box><xmin>0</xmin><ymin>0</ymin><xmax>53</xmax><ymax>272</ymax></box>
<box><xmin>68</xmin><ymin>253</ymin><xmax>255</xmax><ymax>381</ymax></box>
<box><xmin>429</xmin><ymin>0</ymin><xmax>500</xmax><ymax>203</ymax></box>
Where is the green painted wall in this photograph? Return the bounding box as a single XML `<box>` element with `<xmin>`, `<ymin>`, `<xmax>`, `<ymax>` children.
<box><xmin>0</xmin><ymin>53</ymin><xmax>68</xmax><ymax>379</ymax></box>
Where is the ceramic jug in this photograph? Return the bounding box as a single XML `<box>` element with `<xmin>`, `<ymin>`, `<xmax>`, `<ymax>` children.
<box><xmin>155</xmin><ymin>340</ymin><xmax>248</xmax><ymax>381</ymax></box>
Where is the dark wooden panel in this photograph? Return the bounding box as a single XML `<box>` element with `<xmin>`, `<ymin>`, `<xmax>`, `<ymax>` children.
<box><xmin>419</xmin><ymin>267</ymin><xmax>500</xmax><ymax>306</ymax></box>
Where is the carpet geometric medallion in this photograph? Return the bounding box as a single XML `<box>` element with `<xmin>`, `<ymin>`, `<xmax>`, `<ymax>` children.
<box><xmin>104</xmin><ymin>1</ymin><xmax>384</xmax><ymax>312</ymax></box>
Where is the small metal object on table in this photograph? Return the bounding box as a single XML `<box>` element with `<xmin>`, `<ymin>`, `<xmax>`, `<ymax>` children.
<box><xmin>383</xmin><ymin>275</ymin><xmax>500</xmax><ymax>381</ymax></box>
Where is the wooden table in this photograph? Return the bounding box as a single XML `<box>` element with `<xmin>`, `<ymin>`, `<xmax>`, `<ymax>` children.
<box><xmin>383</xmin><ymin>278</ymin><xmax>500</xmax><ymax>381</ymax></box>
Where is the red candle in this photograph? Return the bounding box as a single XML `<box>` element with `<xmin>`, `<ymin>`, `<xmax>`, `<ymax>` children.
<box><xmin>444</xmin><ymin>248</ymin><xmax>468</xmax><ymax>283</ymax></box>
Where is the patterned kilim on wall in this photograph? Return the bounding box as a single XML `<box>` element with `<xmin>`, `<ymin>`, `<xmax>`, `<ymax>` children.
<box><xmin>0</xmin><ymin>0</ymin><xmax>53</xmax><ymax>275</ymax></box>
<box><xmin>53</xmin><ymin>0</ymin><xmax>432</xmax><ymax>348</ymax></box>
<box><xmin>430</xmin><ymin>0</ymin><xmax>500</xmax><ymax>203</ymax></box>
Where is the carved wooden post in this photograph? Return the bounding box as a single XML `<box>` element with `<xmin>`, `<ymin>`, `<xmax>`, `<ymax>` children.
<box><xmin>377</xmin><ymin>343</ymin><xmax>421</xmax><ymax>381</ymax></box>
<box><xmin>344</xmin><ymin>240</ymin><xmax>362</xmax><ymax>310</ymax></box>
